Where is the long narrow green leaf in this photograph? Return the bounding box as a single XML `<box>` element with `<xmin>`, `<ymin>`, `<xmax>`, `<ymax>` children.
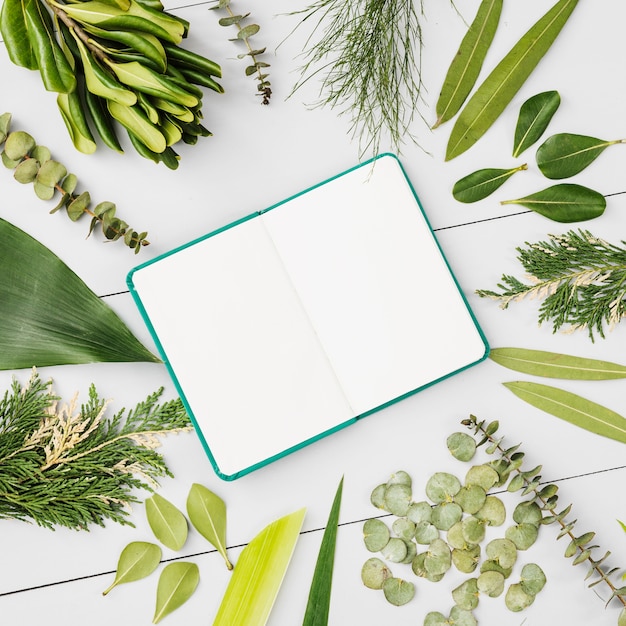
<box><xmin>212</xmin><ymin>508</ymin><xmax>306</xmax><ymax>626</ymax></box>
<box><xmin>302</xmin><ymin>478</ymin><xmax>344</xmax><ymax>626</ymax></box>
<box><xmin>446</xmin><ymin>0</ymin><xmax>579</xmax><ymax>160</ymax></box>
<box><xmin>0</xmin><ymin>218</ymin><xmax>160</xmax><ymax>369</ymax></box>
<box><xmin>453</xmin><ymin>164</ymin><xmax>527</xmax><ymax>203</ymax></box>
<box><xmin>503</xmin><ymin>381</ymin><xmax>626</xmax><ymax>444</ymax></box>
<box><xmin>434</xmin><ymin>0</ymin><xmax>503</xmax><ymax>128</ymax></box>
<box><xmin>513</xmin><ymin>90</ymin><xmax>561</xmax><ymax>157</ymax></box>
<box><xmin>0</xmin><ymin>0</ymin><xmax>38</xmax><ymax>69</ymax></box>
<box><xmin>501</xmin><ymin>183</ymin><xmax>606</xmax><ymax>223</ymax></box>
<box><xmin>491</xmin><ymin>348</ymin><xmax>626</xmax><ymax>380</ymax></box>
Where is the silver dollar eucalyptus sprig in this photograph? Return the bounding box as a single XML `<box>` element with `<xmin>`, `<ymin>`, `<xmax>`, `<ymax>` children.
<box><xmin>462</xmin><ymin>414</ymin><xmax>626</xmax><ymax>626</ymax></box>
<box><xmin>0</xmin><ymin>113</ymin><xmax>149</xmax><ymax>253</ymax></box>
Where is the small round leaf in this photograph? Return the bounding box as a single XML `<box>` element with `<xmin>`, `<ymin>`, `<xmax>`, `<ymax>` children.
<box><xmin>477</xmin><ymin>570</ymin><xmax>505</xmax><ymax>597</ymax></box>
<box><xmin>384</xmin><ymin>483</ymin><xmax>412</xmax><ymax>516</ymax></box>
<box><xmin>447</xmin><ymin>432</ymin><xmax>477</xmax><ymax>461</ymax></box>
<box><xmin>361</xmin><ymin>557</ymin><xmax>392</xmax><ymax>589</ymax></box>
<box><xmin>363</xmin><ymin>518</ymin><xmax>390</xmax><ymax>552</ymax></box>
<box><xmin>382</xmin><ymin>577</ymin><xmax>415</xmax><ymax>606</ymax></box>
<box><xmin>426</xmin><ymin>472</ymin><xmax>461</xmax><ymax>504</ymax></box>
<box><xmin>452</xmin><ymin>577</ymin><xmax>479</xmax><ymax>610</ymax></box>
<box><xmin>520</xmin><ymin>563</ymin><xmax>547</xmax><ymax>596</ymax></box>
<box><xmin>505</xmin><ymin>582</ymin><xmax>535</xmax><ymax>612</ymax></box>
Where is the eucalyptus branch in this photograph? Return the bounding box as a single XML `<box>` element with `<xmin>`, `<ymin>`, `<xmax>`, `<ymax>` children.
<box><xmin>462</xmin><ymin>415</ymin><xmax>626</xmax><ymax>620</ymax></box>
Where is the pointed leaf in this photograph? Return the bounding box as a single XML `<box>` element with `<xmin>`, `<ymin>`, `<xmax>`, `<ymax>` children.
<box><xmin>102</xmin><ymin>541</ymin><xmax>162</xmax><ymax>595</ymax></box>
<box><xmin>453</xmin><ymin>164</ymin><xmax>527</xmax><ymax>203</ymax></box>
<box><xmin>186</xmin><ymin>483</ymin><xmax>232</xmax><ymax>569</ymax></box>
<box><xmin>504</xmin><ymin>381</ymin><xmax>626</xmax><ymax>444</ymax></box>
<box><xmin>434</xmin><ymin>0</ymin><xmax>503</xmax><ymax>128</ymax></box>
<box><xmin>536</xmin><ymin>133</ymin><xmax>625</xmax><ymax>179</ymax></box>
<box><xmin>0</xmin><ymin>218</ymin><xmax>159</xmax><ymax>368</ymax></box>
<box><xmin>302</xmin><ymin>478</ymin><xmax>343</xmax><ymax>626</ymax></box>
<box><xmin>0</xmin><ymin>0</ymin><xmax>37</xmax><ymax>69</ymax></box>
<box><xmin>446</xmin><ymin>0</ymin><xmax>579</xmax><ymax>160</ymax></box>
<box><xmin>212</xmin><ymin>508</ymin><xmax>306</xmax><ymax>626</ymax></box>
<box><xmin>513</xmin><ymin>91</ymin><xmax>561</xmax><ymax>157</ymax></box>
<box><xmin>490</xmin><ymin>348</ymin><xmax>626</xmax><ymax>380</ymax></box>
<box><xmin>501</xmin><ymin>183</ymin><xmax>605</xmax><ymax>222</ymax></box>
<box><xmin>146</xmin><ymin>494</ymin><xmax>188</xmax><ymax>551</ymax></box>
<box><xmin>152</xmin><ymin>562</ymin><xmax>199</xmax><ymax>623</ymax></box>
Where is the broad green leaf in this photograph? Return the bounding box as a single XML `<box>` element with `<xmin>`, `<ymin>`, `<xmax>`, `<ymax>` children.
<box><xmin>446</xmin><ymin>0</ymin><xmax>579</xmax><ymax>160</ymax></box>
<box><xmin>501</xmin><ymin>183</ymin><xmax>606</xmax><ymax>223</ymax></box>
<box><xmin>212</xmin><ymin>507</ymin><xmax>306</xmax><ymax>626</ymax></box>
<box><xmin>536</xmin><ymin>133</ymin><xmax>625</xmax><ymax>179</ymax></box>
<box><xmin>107</xmin><ymin>101</ymin><xmax>167</xmax><ymax>153</ymax></box>
<box><xmin>0</xmin><ymin>0</ymin><xmax>37</xmax><ymax>69</ymax></box>
<box><xmin>453</xmin><ymin>164</ymin><xmax>527</xmax><ymax>203</ymax></box>
<box><xmin>23</xmin><ymin>0</ymin><xmax>76</xmax><ymax>93</ymax></box>
<box><xmin>146</xmin><ymin>494</ymin><xmax>188</xmax><ymax>551</ymax></box>
<box><xmin>153</xmin><ymin>562</ymin><xmax>199</xmax><ymax>623</ymax></box>
<box><xmin>186</xmin><ymin>483</ymin><xmax>232</xmax><ymax>569</ymax></box>
<box><xmin>434</xmin><ymin>0</ymin><xmax>503</xmax><ymax>128</ymax></box>
<box><xmin>490</xmin><ymin>347</ymin><xmax>626</xmax><ymax>380</ymax></box>
<box><xmin>302</xmin><ymin>477</ymin><xmax>343</xmax><ymax>626</ymax></box>
<box><xmin>0</xmin><ymin>218</ymin><xmax>160</xmax><ymax>369</ymax></box>
<box><xmin>102</xmin><ymin>541</ymin><xmax>162</xmax><ymax>595</ymax></box>
<box><xmin>513</xmin><ymin>91</ymin><xmax>560</xmax><ymax>157</ymax></box>
<box><xmin>57</xmin><ymin>92</ymin><xmax>97</xmax><ymax>155</ymax></box>
<box><xmin>503</xmin><ymin>381</ymin><xmax>626</xmax><ymax>444</ymax></box>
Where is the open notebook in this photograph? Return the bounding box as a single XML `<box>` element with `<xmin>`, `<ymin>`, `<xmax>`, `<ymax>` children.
<box><xmin>128</xmin><ymin>154</ymin><xmax>488</xmax><ymax>480</ymax></box>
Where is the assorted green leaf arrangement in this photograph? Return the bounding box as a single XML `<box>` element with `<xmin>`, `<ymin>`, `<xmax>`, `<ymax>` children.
<box><xmin>361</xmin><ymin>458</ymin><xmax>547</xmax><ymax>622</ymax></box>
<box><xmin>0</xmin><ymin>217</ymin><xmax>159</xmax><ymax>369</ymax></box>
<box><xmin>211</xmin><ymin>0</ymin><xmax>271</xmax><ymax>104</ymax></box>
<box><xmin>0</xmin><ymin>0</ymin><xmax>222</xmax><ymax>168</ymax></box>
<box><xmin>441</xmin><ymin>0</ymin><xmax>579</xmax><ymax>161</ymax></box>
<box><xmin>476</xmin><ymin>229</ymin><xmax>626</xmax><ymax>340</ymax></box>
<box><xmin>0</xmin><ymin>113</ymin><xmax>148</xmax><ymax>252</ymax></box>
<box><xmin>489</xmin><ymin>348</ymin><xmax>626</xmax><ymax>445</ymax></box>
<box><xmin>0</xmin><ymin>371</ymin><xmax>191</xmax><ymax>530</ymax></box>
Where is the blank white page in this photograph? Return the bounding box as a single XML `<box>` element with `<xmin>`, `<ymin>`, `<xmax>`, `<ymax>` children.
<box><xmin>262</xmin><ymin>154</ymin><xmax>487</xmax><ymax>415</ymax></box>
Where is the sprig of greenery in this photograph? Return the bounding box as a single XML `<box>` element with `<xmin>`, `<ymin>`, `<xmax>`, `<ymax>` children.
<box><xmin>462</xmin><ymin>414</ymin><xmax>626</xmax><ymax>624</ymax></box>
<box><xmin>476</xmin><ymin>229</ymin><xmax>626</xmax><ymax>341</ymax></box>
<box><xmin>211</xmin><ymin>1</ymin><xmax>271</xmax><ymax>104</ymax></box>
<box><xmin>0</xmin><ymin>113</ymin><xmax>148</xmax><ymax>253</ymax></box>
<box><xmin>0</xmin><ymin>370</ymin><xmax>192</xmax><ymax>530</ymax></box>
<box><xmin>287</xmin><ymin>0</ymin><xmax>454</xmax><ymax>157</ymax></box>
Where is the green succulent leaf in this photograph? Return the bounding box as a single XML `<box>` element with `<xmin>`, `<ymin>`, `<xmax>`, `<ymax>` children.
<box><xmin>501</xmin><ymin>183</ymin><xmax>606</xmax><ymax>223</ymax></box>
<box><xmin>102</xmin><ymin>541</ymin><xmax>162</xmax><ymax>595</ymax></box>
<box><xmin>537</xmin><ymin>133</ymin><xmax>625</xmax><ymax>179</ymax></box>
<box><xmin>452</xmin><ymin>164</ymin><xmax>527</xmax><ymax>203</ymax></box>
<box><xmin>153</xmin><ymin>562</ymin><xmax>199</xmax><ymax>624</ymax></box>
<box><xmin>146</xmin><ymin>494</ymin><xmax>188</xmax><ymax>551</ymax></box>
<box><xmin>513</xmin><ymin>90</ymin><xmax>560</xmax><ymax>157</ymax></box>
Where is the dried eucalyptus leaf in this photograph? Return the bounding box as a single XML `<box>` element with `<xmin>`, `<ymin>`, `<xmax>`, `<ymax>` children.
<box><xmin>432</xmin><ymin>502</ymin><xmax>463</xmax><ymax>531</ymax></box>
<box><xmin>452</xmin><ymin>577</ymin><xmax>480</xmax><ymax>610</ymax></box>
<box><xmin>102</xmin><ymin>541</ymin><xmax>162</xmax><ymax>595</ymax></box>
<box><xmin>384</xmin><ymin>483</ymin><xmax>412</xmax><ymax>516</ymax></box>
<box><xmin>61</xmin><ymin>173</ymin><xmax>78</xmax><ymax>194</ymax></box>
<box><xmin>476</xmin><ymin>495</ymin><xmax>506</xmax><ymax>526</ymax></box>
<box><xmin>407</xmin><ymin>501</ymin><xmax>433</xmax><ymax>524</ymax></box>
<box><xmin>382</xmin><ymin>577</ymin><xmax>415</xmax><ymax>606</ymax></box>
<box><xmin>392</xmin><ymin>517</ymin><xmax>416</xmax><ymax>541</ymax></box>
<box><xmin>465</xmin><ymin>464</ymin><xmax>499</xmax><ymax>491</ymax></box>
<box><xmin>452</xmin><ymin>545</ymin><xmax>481</xmax><ymax>573</ymax></box>
<box><xmin>520</xmin><ymin>563</ymin><xmax>547</xmax><ymax>595</ymax></box>
<box><xmin>146</xmin><ymin>493</ymin><xmax>188</xmax><ymax>551</ymax></box>
<box><xmin>454</xmin><ymin>484</ymin><xmax>487</xmax><ymax>515</ymax></box>
<box><xmin>36</xmin><ymin>159</ymin><xmax>67</xmax><ymax>187</ymax></box>
<box><xmin>381</xmin><ymin>537</ymin><xmax>408</xmax><ymax>563</ymax></box>
<box><xmin>424</xmin><ymin>611</ymin><xmax>448</xmax><ymax>626</ymax></box>
<box><xmin>361</xmin><ymin>557</ymin><xmax>391</xmax><ymax>589</ymax></box>
<box><xmin>13</xmin><ymin>158</ymin><xmax>39</xmax><ymax>183</ymax></box>
<box><xmin>387</xmin><ymin>470</ymin><xmax>412</xmax><ymax>488</ymax></box>
<box><xmin>370</xmin><ymin>484</ymin><xmax>387</xmax><ymax>510</ymax></box>
<box><xmin>426</xmin><ymin>472</ymin><xmax>461</xmax><ymax>504</ymax></box>
<box><xmin>480</xmin><ymin>559</ymin><xmax>512</xmax><ymax>579</ymax></box>
<box><xmin>462</xmin><ymin>516</ymin><xmax>486</xmax><ymax>544</ymax></box>
<box><xmin>4</xmin><ymin>131</ymin><xmax>35</xmax><ymax>160</ymax></box>
<box><xmin>447</xmin><ymin>432</ymin><xmax>476</xmax><ymax>461</ymax></box>
<box><xmin>30</xmin><ymin>145</ymin><xmax>51</xmax><ymax>163</ymax></box>
<box><xmin>363</xmin><ymin>518</ymin><xmax>390</xmax><ymax>552</ymax></box>
<box><xmin>505</xmin><ymin>523</ymin><xmax>539</xmax><ymax>550</ymax></box>
<box><xmin>153</xmin><ymin>562</ymin><xmax>199</xmax><ymax>624</ymax></box>
<box><xmin>447</xmin><ymin>521</ymin><xmax>468</xmax><ymax>550</ymax></box>
<box><xmin>477</xmin><ymin>570</ymin><xmax>505</xmax><ymax>597</ymax></box>
<box><xmin>67</xmin><ymin>191</ymin><xmax>90</xmax><ymax>221</ymax></box>
<box><xmin>237</xmin><ymin>24</ymin><xmax>260</xmax><ymax>39</ymax></box>
<box><xmin>449</xmin><ymin>605</ymin><xmax>478</xmax><ymax>626</ymax></box>
<box><xmin>414</xmin><ymin>520</ymin><xmax>440</xmax><ymax>545</ymax></box>
<box><xmin>513</xmin><ymin>501</ymin><xmax>543</xmax><ymax>525</ymax></box>
<box><xmin>513</xmin><ymin>90</ymin><xmax>560</xmax><ymax>157</ymax></box>
<box><xmin>33</xmin><ymin>180</ymin><xmax>55</xmax><ymax>200</ymax></box>
<box><xmin>401</xmin><ymin>540</ymin><xmax>417</xmax><ymax>565</ymax></box>
<box><xmin>505</xmin><ymin>582</ymin><xmax>535</xmax><ymax>611</ymax></box>
<box><xmin>486</xmin><ymin>538</ymin><xmax>518</xmax><ymax>569</ymax></box>
<box><xmin>424</xmin><ymin>538</ymin><xmax>452</xmax><ymax>576</ymax></box>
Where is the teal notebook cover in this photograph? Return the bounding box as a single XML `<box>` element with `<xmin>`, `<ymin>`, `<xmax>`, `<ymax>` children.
<box><xmin>127</xmin><ymin>154</ymin><xmax>489</xmax><ymax>480</ymax></box>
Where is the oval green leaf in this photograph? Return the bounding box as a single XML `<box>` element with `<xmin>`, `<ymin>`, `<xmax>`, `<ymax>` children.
<box><xmin>445</xmin><ymin>0</ymin><xmax>579</xmax><ymax>160</ymax></box>
<box><xmin>451</xmin><ymin>580</ymin><xmax>480</xmax><ymax>615</ymax></box>
<box><xmin>146</xmin><ymin>493</ymin><xmax>188</xmax><ymax>551</ymax></box>
<box><xmin>102</xmin><ymin>541</ymin><xmax>162</xmax><ymax>595</ymax></box>
<box><xmin>363</xmin><ymin>518</ymin><xmax>390</xmax><ymax>552</ymax></box>
<box><xmin>434</xmin><ymin>0</ymin><xmax>503</xmax><ymax>128</ymax></box>
<box><xmin>520</xmin><ymin>563</ymin><xmax>547</xmax><ymax>596</ymax></box>
<box><xmin>382</xmin><ymin>577</ymin><xmax>415</xmax><ymax>606</ymax></box>
<box><xmin>186</xmin><ymin>483</ymin><xmax>232</xmax><ymax>569</ymax></box>
<box><xmin>505</xmin><ymin>582</ymin><xmax>535</xmax><ymax>611</ymax></box>
<box><xmin>503</xmin><ymin>380</ymin><xmax>626</xmax><ymax>444</ymax></box>
<box><xmin>153</xmin><ymin>561</ymin><xmax>199</xmax><ymax>624</ymax></box>
<box><xmin>513</xmin><ymin>90</ymin><xmax>561</xmax><ymax>157</ymax></box>
<box><xmin>536</xmin><ymin>133</ymin><xmax>625</xmax><ymax>179</ymax></box>
<box><xmin>0</xmin><ymin>0</ymin><xmax>37</xmax><ymax>69</ymax></box>
<box><xmin>501</xmin><ymin>183</ymin><xmax>606</xmax><ymax>222</ymax></box>
<box><xmin>490</xmin><ymin>347</ymin><xmax>626</xmax><ymax>380</ymax></box>
<box><xmin>453</xmin><ymin>164</ymin><xmax>527</xmax><ymax>203</ymax></box>
<box><xmin>361</xmin><ymin>557</ymin><xmax>391</xmax><ymax>590</ymax></box>
<box><xmin>425</xmin><ymin>472</ymin><xmax>461</xmax><ymax>504</ymax></box>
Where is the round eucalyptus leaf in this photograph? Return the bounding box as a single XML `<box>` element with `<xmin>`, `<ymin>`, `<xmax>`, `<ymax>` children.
<box><xmin>13</xmin><ymin>158</ymin><xmax>39</xmax><ymax>184</ymax></box>
<box><xmin>363</xmin><ymin>518</ymin><xmax>390</xmax><ymax>552</ymax></box>
<box><xmin>381</xmin><ymin>537</ymin><xmax>409</xmax><ymax>563</ymax></box>
<box><xmin>426</xmin><ymin>472</ymin><xmax>461</xmax><ymax>504</ymax></box>
<box><xmin>432</xmin><ymin>502</ymin><xmax>463</xmax><ymax>531</ymax></box>
<box><xmin>447</xmin><ymin>432</ymin><xmax>476</xmax><ymax>461</ymax></box>
<box><xmin>454</xmin><ymin>484</ymin><xmax>487</xmax><ymax>514</ymax></box>
<box><xmin>361</xmin><ymin>557</ymin><xmax>392</xmax><ymax>589</ymax></box>
<box><xmin>505</xmin><ymin>582</ymin><xmax>535</xmax><ymax>611</ymax></box>
<box><xmin>477</xmin><ymin>570</ymin><xmax>505</xmax><ymax>597</ymax></box>
<box><xmin>37</xmin><ymin>160</ymin><xmax>67</xmax><ymax>187</ymax></box>
<box><xmin>462</xmin><ymin>516</ymin><xmax>486</xmax><ymax>544</ymax></box>
<box><xmin>392</xmin><ymin>517</ymin><xmax>416</xmax><ymax>540</ymax></box>
<box><xmin>512</xmin><ymin>501</ymin><xmax>543</xmax><ymax>525</ymax></box>
<box><xmin>449</xmin><ymin>605</ymin><xmax>478</xmax><ymax>626</ymax></box>
<box><xmin>370</xmin><ymin>484</ymin><xmax>387</xmax><ymax>510</ymax></box>
<box><xmin>382</xmin><ymin>577</ymin><xmax>415</xmax><ymax>606</ymax></box>
<box><xmin>411</xmin><ymin>552</ymin><xmax>428</xmax><ymax>577</ymax></box>
<box><xmin>387</xmin><ymin>470</ymin><xmax>412</xmax><ymax>487</ymax></box>
<box><xmin>506</xmin><ymin>523</ymin><xmax>539</xmax><ymax>550</ymax></box>
<box><xmin>31</xmin><ymin>145</ymin><xmax>51</xmax><ymax>164</ymax></box>
<box><xmin>452</xmin><ymin>577</ymin><xmax>479</xmax><ymax>610</ymax></box>
<box><xmin>464</xmin><ymin>464</ymin><xmax>500</xmax><ymax>491</ymax></box>
<box><xmin>447</xmin><ymin>521</ymin><xmax>468</xmax><ymax>550</ymax></box>
<box><xmin>34</xmin><ymin>180</ymin><xmax>55</xmax><ymax>200</ymax></box>
<box><xmin>424</xmin><ymin>611</ymin><xmax>448</xmax><ymax>626</ymax></box>
<box><xmin>480</xmin><ymin>559</ymin><xmax>512</xmax><ymax>579</ymax></box>
<box><xmin>486</xmin><ymin>538</ymin><xmax>518</xmax><ymax>569</ymax></box>
<box><xmin>414</xmin><ymin>520</ymin><xmax>439</xmax><ymax>545</ymax></box>
<box><xmin>4</xmin><ymin>131</ymin><xmax>35</xmax><ymax>160</ymax></box>
<box><xmin>452</xmin><ymin>545</ymin><xmax>481</xmax><ymax>573</ymax></box>
<box><xmin>407</xmin><ymin>501</ymin><xmax>433</xmax><ymax>524</ymax></box>
<box><xmin>384</xmin><ymin>483</ymin><xmax>412</xmax><ymax>516</ymax></box>
<box><xmin>401</xmin><ymin>539</ymin><xmax>418</xmax><ymax>564</ymax></box>
<box><xmin>520</xmin><ymin>563</ymin><xmax>547</xmax><ymax>596</ymax></box>
<box><xmin>476</xmin><ymin>495</ymin><xmax>506</xmax><ymax>526</ymax></box>
<box><xmin>424</xmin><ymin>538</ymin><xmax>452</xmax><ymax>576</ymax></box>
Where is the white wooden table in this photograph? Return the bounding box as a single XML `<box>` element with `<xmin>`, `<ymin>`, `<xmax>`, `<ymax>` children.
<box><xmin>1</xmin><ymin>1</ymin><xmax>625</xmax><ymax>624</ymax></box>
